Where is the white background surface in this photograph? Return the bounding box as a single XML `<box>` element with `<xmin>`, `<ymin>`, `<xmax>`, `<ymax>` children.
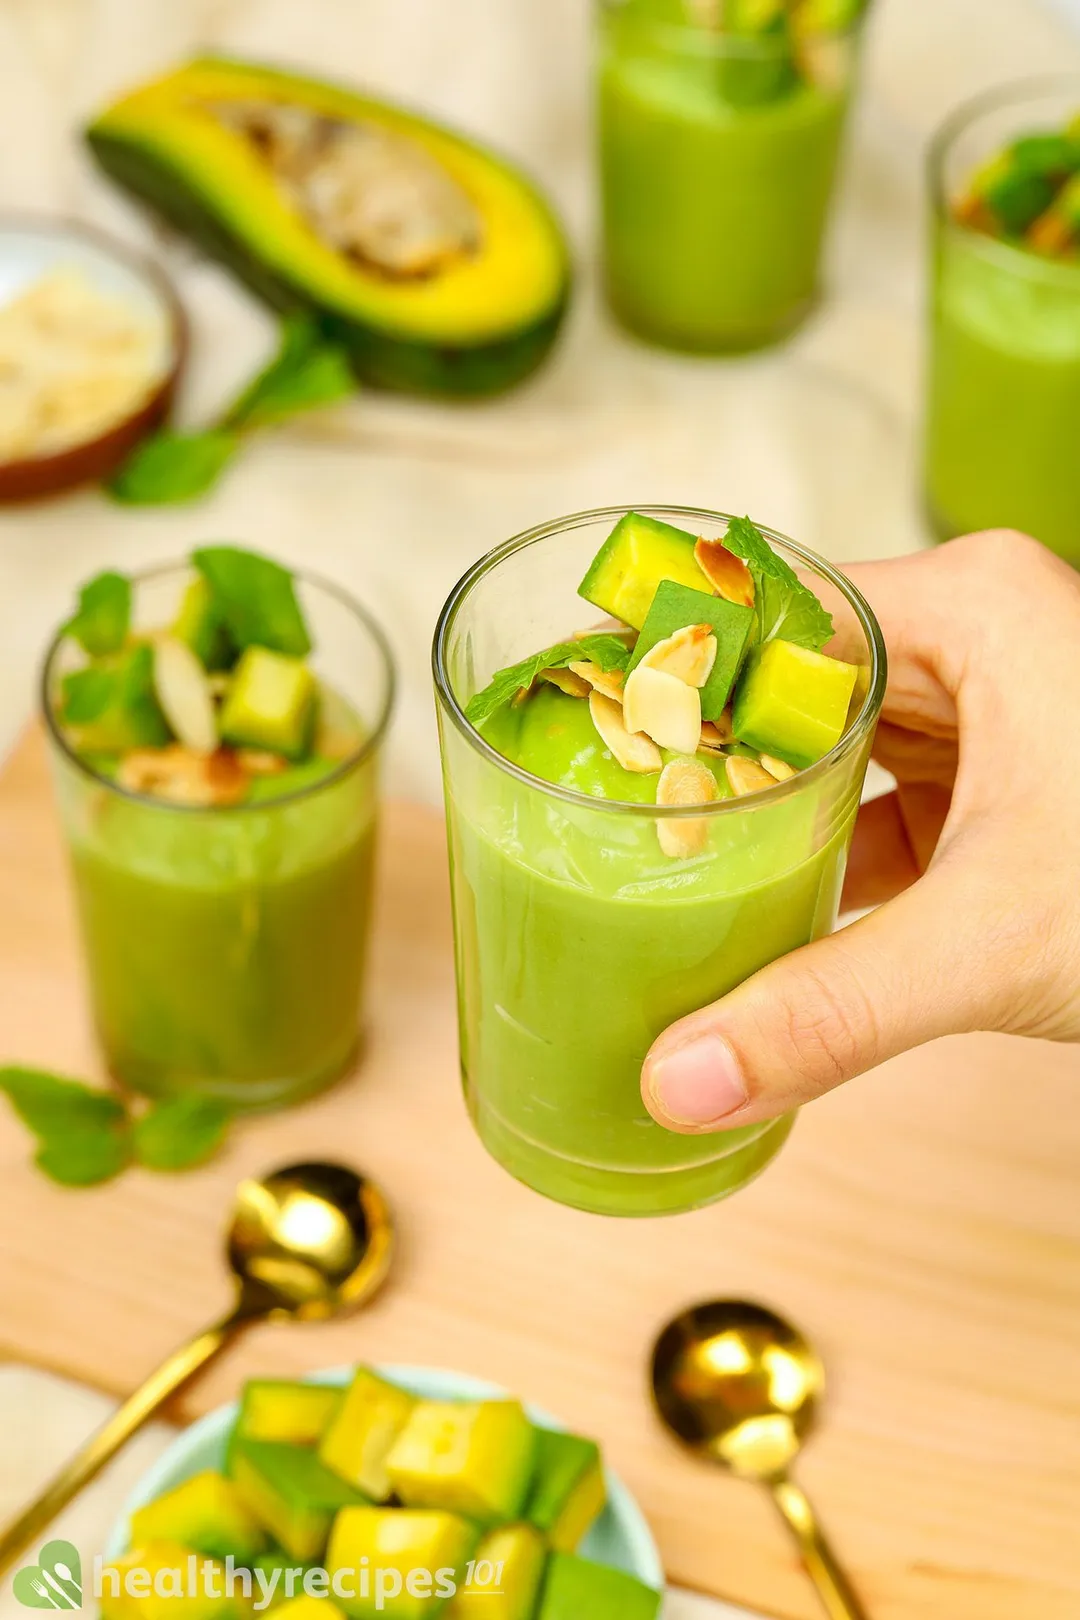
<box><xmin>0</xmin><ymin>4</ymin><xmax>1079</xmax><ymax>1617</ymax></box>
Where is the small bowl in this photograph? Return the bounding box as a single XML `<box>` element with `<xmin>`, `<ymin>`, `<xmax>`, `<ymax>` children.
<box><xmin>0</xmin><ymin>215</ymin><xmax>185</xmax><ymax>502</ymax></box>
<box><xmin>106</xmin><ymin>1364</ymin><xmax>665</xmax><ymax>1591</ymax></box>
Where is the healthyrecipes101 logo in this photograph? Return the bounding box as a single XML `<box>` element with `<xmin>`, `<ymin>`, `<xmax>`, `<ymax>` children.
<box><xmin>13</xmin><ymin>1542</ymin><xmax>83</xmax><ymax>1609</ymax></box>
<box><xmin>13</xmin><ymin>1546</ymin><xmax>507</xmax><ymax>1614</ymax></box>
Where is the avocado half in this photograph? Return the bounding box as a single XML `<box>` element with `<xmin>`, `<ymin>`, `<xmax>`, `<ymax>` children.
<box><xmin>86</xmin><ymin>57</ymin><xmax>571</xmax><ymax>397</ymax></box>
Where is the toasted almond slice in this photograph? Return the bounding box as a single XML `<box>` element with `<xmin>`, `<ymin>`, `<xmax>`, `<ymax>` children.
<box><xmin>542</xmin><ymin>666</ymin><xmax>591</xmax><ymax>699</ymax></box>
<box><xmin>237</xmin><ymin>748</ymin><xmax>289</xmax><ymax>776</ymax></box>
<box><xmin>695</xmin><ymin>537</ymin><xmax>755</xmax><ymax>607</ymax></box>
<box><xmin>117</xmin><ymin>744</ymin><xmax>247</xmax><ymax>807</ymax></box>
<box><xmin>640</xmin><ymin>624</ymin><xmax>717</xmax><ymax>689</ymax></box>
<box><xmin>622</xmin><ymin>665</ymin><xmax>701</xmax><ymax>755</ymax></box>
<box><xmin>699</xmin><ymin>708</ymin><xmax>734</xmax><ymax>751</ymax></box>
<box><xmin>726</xmin><ymin>756</ymin><xmax>778</xmax><ymax>798</ymax></box>
<box><xmin>760</xmin><ymin>754</ymin><xmax>797</xmax><ymax>782</ymax></box>
<box><xmin>656</xmin><ymin>757</ymin><xmax>718</xmax><ymax>859</ymax></box>
<box><xmin>588</xmin><ymin>690</ymin><xmax>662</xmax><ymax>774</ymax></box>
<box><xmin>569</xmin><ymin>660</ymin><xmax>625</xmax><ymax>703</ymax></box>
<box><xmin>153</xmin><ymin>635</ymin><xmax>218</xmax><ymax>755</ymax></box>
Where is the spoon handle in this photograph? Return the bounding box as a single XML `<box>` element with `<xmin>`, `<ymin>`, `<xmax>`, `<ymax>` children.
<box><xmin>769</xmin><ymin>1476</ymin><xmax>870</xmax><ymax>1620</ymax></box>
<box><xmin>0</xmin><ymin>1311</ymin><xmax>237</xmax><ymax>1578</ymax></box>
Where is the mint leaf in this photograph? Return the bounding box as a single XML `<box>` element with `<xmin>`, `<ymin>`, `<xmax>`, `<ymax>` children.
<box><xmin>133</xmin><ymin>1095</ymin><xmax>232</xmax><ymax>1171</ymax></box>
<box><xmin>226</xmin><ymin>317</ymin><xmax>355</xmax><ymax>431</ymax></box>
<box><xmin>0</xmin><ymin>1067</ymin><xmax>130</xmax><ymax>1188</ymax></box>
<box><xmin>67</xmin><ymin>571</ymin><xmax>131</xmax><ymax>656</ymax></box>
<box><xmin>60</xmin><ymin>664</ymin><xmax>117</xmax><ymax>724</ymax></box>
<box><xmin>465</xmin><ymin>633</ymin><xmax>631</xmax><ymax>727</ymax></box>
<box><xmin>108</xmin><ymin>429</ymin><xmax>238</xmax><ymax>506</ymax></box>
<box><xmin>722</xmin><ymin>516</ymin><xmax>834</xmax><ymax>652</ymax></box>
<box><xmin>193</xmin><ymin>545</ymin><xmax>311</xmax><ymax>657</ymax></box>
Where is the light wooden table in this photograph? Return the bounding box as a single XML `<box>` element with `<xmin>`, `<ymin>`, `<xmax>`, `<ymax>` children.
<box><xmin>0</xmin><ymin>729</ymin><xmax>1078</xmax><ymax>1620</ymax></box>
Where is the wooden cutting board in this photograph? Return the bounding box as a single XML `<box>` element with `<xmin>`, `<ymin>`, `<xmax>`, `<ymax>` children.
<box><xmin>0</xmin><ymin>726</ymin><xmax>1078</xmax><ymax>1620</ymax></box>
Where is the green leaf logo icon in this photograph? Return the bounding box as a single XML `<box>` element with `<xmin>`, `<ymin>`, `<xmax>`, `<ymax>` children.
<box><xmin>13</xmin><ymin>1541</ymin><xmax>82</xmax><ymax>1609</ymax></box>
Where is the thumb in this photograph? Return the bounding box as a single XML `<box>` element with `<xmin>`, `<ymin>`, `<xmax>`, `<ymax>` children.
<box><xmin>641</xmin><ymin>867</ymin><xmax>993</xmax><ymax>1134</ymax></box>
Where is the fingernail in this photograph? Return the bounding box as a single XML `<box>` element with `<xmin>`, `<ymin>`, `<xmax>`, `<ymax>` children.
<box><xmin>647</xmin><ymin>1035</ymin><xmax>749</xmax><ymax>1126</ymax></box>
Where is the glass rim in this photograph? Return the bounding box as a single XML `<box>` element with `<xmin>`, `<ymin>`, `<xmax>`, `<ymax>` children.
<box><xmin>929</xmin><ymin>74</ymin><xmax>1080</xmax><ymax>280</ymax></box>
<box><xmin>41</xmin><ymin>559</ymin><xmax>396</xmax><ymax>816</ymax></box>
<box><xmin>431</xmin><ymin>504</ymin><xmax>887</xmax><ymax>820</ymax></box>
<box><xmin>595</xmin><ymin>0</ymin><xmax>867</xmax><ymax>55</ymax></box>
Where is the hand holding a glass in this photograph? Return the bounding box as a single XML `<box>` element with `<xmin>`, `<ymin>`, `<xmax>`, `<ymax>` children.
<box><xmin>644</xmin><ymin>529</ymin><xmax>1080</xmax><ymax>1133</ymax></box>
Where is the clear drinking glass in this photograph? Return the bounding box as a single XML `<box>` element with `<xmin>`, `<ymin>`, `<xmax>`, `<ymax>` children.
<box><xmin>433</xmin><ymin>507</ymin><xmax>885</xmax><ymax>1218</ymax></box>
<box><xmin>597</xmin><ymin>0</ymin><xmax>869</xmax><ymax>352</ymax></box>
<box><xmin>43</xmin><ymin>565</ymin><xmax>395</xmax><ymax>1111</ymax></box>
<box><xmin>924</xmin><ymin>79</ymin><xmax>1080</xmax><ymax>565</ymax></box>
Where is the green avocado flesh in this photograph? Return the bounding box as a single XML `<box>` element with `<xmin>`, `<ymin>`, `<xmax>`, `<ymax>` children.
<box><xmin>327</xmin><ymin>1507</ymin><xmax>478</xmax><ymax>1619</ymax></box>
<box><xmin>235</xmin><ymin>1380</ymin><xmax>342</xmax><ymax>1447</ymax></box>
<box><xmin>231</xmin><ymin>1440</ymin><xmax>371</xmax><ymax>1561</ymax></box>
<box><xmin>130</xmin><ymin>1470</ymin><xmax>268</xmax><ymax>1563</ymax></box>
<box><xmin>537</xmin><ymin>1553</ymin><xmax>661</xmax><ymax>1620</ymax></box>
<box><xmin>86</xmin><ymin>57</ymin><xmax>570</xmax><ymax>396</ymax></box>
<box><xmin>386</xmin><ymin>1399</ymin><xmax>537</xmax><ymax>1527</ymax></box>
<box><xmin>445</xmin><ymin>1524</ymin><xmax>546</xmax><ymax>1620</ymax></box>
<box><xmin>101</xmin><ymin>1545</ymin><xmax>245</xmax><ymax>1620</ymax></box>
<box><xmin>578</xmin><ymin>511</ymin><xmax>711</xmax><ymax>630</ymax></box>
<box><xmin>219</xmin><ymin>645</ymin><xmax>317</xmax><ymax>759</ymax></box>
<box><xmin>320</xmin><ymin>1367</ymin><xmax>417</xmax><ymax>1501</ymax></box>
<box><xmin>627</xmin><ymin>578</ymin><xmax>754</xmax><ymax>720</ymax></box>
<box><xmin>732</xmin><ymin>637</ymin><xmax>858</xmax><ymax>766</ymax></box>
<box><xmin>524</xmin><ymin>1430</ymin><xmax>606</xmax><ymax>1552</ymax></box>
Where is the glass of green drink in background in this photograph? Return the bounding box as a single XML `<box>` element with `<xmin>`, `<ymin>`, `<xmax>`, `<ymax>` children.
<box><xmin>43</xmin><ymin>554</ymin><xmax>394</xmax><ymax>1110</ymax></box>
<box><xmin>434</xmin><ymin>507</ymin><xmax>885</xmax><ymax>1218</ymax></box>
<box><xmin>598</xmin><ymin>0</ymin><xmax>870</xmax><ymax>353</ymax></box>
<box><xmin>923</xmin><ymin>80</ymin><xmax>1080</xmax><ymax>565</ymax></box>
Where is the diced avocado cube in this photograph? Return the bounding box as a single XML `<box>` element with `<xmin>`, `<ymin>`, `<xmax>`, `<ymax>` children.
<box><xmin>444</xmin><ymin>1524</ymin><xmax>546</xmax><ymax>1620</ymax></box>
<box><xmin>99</xmin><ymin>1543</ymin><xmax>245</xmax><ymax>1620</ymax></box>
<box><xmin>272</xmin><ymin>1602</ymin><xmax>343</xmax><ymax>1620</ymax></box>
<box><xmin>319</xmin><ymin>1368</ymin><xmax>417</xmax><ymax>1502</ymax></box>
<box><xmin>327</xmin><ymin>1506</ymin><xmax>478</xmax><ymax>1619</ymax></box>
<box><xmin>732</xmin><ymin>640</ymin><xmax>858</xmax><ymax>768</ymax></box>
<box><xmin>627</xmin><ymin>580</ymin><xmax>754</xmax><ymax>722</ymax></box>
<box><xmin>236</xmin><ymin>1380</ymin><xmax>342</xmax><ymax>1449</ymax></box>
<box><xmin>219</xmin><ymin>647</ymin><xmax>316</xmax><ymax>760</ymax></box>
<box><xmin>61</xmin><ymin>643</ymin><xmax>171</xmax><ymax>753</ymax></box>
<box><xmin>174</xmin><ymin>577</ymin><xmax>236</xmax><ymax>671</ymax></box>
<box><xmin>131</xmin><ymin>1470</ymin><xmax>268</xmax><ymax>1563</ymax></box>
<box><xmin>386</xmin><ymin>1401</ymin><xmax>537</xmax><ymax>1527</ymax></box>
<box><xmin>578</xmin><ymin>512</ymin><xmax>711</xmax><ymax>632</ymax></box>
<box><xmin>232</xmin><ymin>1440</ymin><xmax>370</xmax><ymax>1562</ymax></box>
<box><xmin>972</xmin><ymin>153</ymin><xmax>1057</xmax><ymax>235</ymax></box>
<box><xmin>537</xmin><ymin>1554</ymin><xmax>661</xmax><ymax>1620</ymax></box>
<box><xmin>524</xmin><ymin>1430</ymin><xmax>606</xmax><ymax>1553</ymax></box>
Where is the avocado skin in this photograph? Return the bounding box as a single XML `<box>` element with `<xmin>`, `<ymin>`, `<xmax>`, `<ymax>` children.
<box><xmin>85</xmin><ymin>130</ymin><xmax>569</xmax><ymax>399</ymax></box>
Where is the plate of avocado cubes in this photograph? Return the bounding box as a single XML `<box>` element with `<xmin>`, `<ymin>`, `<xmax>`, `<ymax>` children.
<box><xmin>105</xmin><ymin>1365</ymin><xmax>664</xmax><ymax>1620</ymax></box>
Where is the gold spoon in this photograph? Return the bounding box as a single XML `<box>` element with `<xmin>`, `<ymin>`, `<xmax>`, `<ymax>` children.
<box><xmin>0</xmin><ymin>1160</ymin><xmax>394</xmax><ymax>1576</ymax></box>
<box><xmin>651</xmin><ymin>1299</ymin><xmax>869</xmax><ymax>1620</ymax></box>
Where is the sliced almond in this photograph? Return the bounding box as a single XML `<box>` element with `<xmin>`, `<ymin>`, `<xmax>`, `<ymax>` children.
<box><xmin>640</xmin><ymin>624</ymin><xmax>717</xmax><ymax>689</ymax></box>
<box><xmin>117</xmin><ymin>744</ymin><xmax>248</xmax><ymax>807</ymax></box>
<box><xmin>237</xmin><ymin>748</ymin><xmax>289</xmax><ymax>776</ymax></box>
<box><xmin>699</xmin><ymin>708</ymin><xmax>734</xmax><ymax>751</ymax></box>
<box><xmin>760</xmin><ymin>754</ymin><xmax>797</xmax><ymax>782</ymax></box>
<box><xmin>695</xmin><ymin>537</ymin><xmax>755</xmax><ymax>608</ymax></box>
<box><xmin>656</xmin><ymin>757</ymin><xmax>718</xmax><ymax>859</ymax></box>
<box><xmin>541</xmin><ymin>666</ymin><xmax>591</xmax><ymax>699</ymax></box>
<box><xmin>725</xmin><ymin>756</ymin><xmax>778</xmax><ymax>798</ymax></box>
<box><xmin>569</xmin><ymin>660</ymin><xmax>625</xmax><ymax>703</ymax></box>
<box><xmin>588</xmin><ymin>690</ymin><xmax>662</xmax><ymax>774</ymax></box>
<box><xmin>152</xmin><ymin>635</ymin><xmax>218</xmax><ymax>755</ymax></box>
<box><xmin>622</xmin><ymin>665</ymin><xmax>701</xmax><ymax>755</ymax></box>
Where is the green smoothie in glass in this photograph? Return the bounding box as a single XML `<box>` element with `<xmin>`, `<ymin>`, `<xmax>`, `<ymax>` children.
<box><xmin>598</xmin><ymin>0</ymin><xmax>870</xmax><ymax>352</ymax></box>
<box><xmin>434</xmin><ymin>508</ymin><xmax>884</xmax><ymax>1217</ymax></box>
<box><xmin>924</xmin><ymin>82</ymin><xmax>1080</xmax><ymax>565</ymax></box>
<box><xmin>43</xmin><ymin>548</ymin><xmax>394</xmax><ymax>1110</ymax></box>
